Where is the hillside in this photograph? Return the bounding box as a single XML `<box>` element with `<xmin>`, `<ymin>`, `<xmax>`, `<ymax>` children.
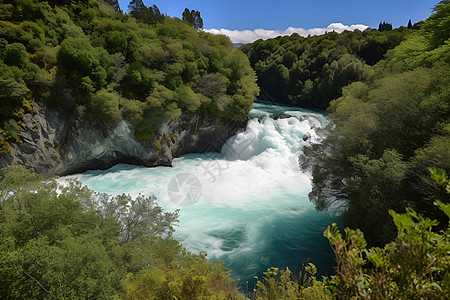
<box><xmin>241</xmin><ymin>25</ymin><xmax>414</xmax><ymax>109</ymax></box>
<box><xmin>0</xmin><ymin>0</ymin><xmax>259</xmax><ymax>175</ymax></box>
<box><xmin>300</xmin><ymin>1</ymin><xmax>450</xmax><ymax>245</ymax></box>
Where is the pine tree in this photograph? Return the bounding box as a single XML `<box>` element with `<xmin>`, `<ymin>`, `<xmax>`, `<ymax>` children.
<box><xmin>407</xmin><ymin>19</ymin><xmax>413</xmax><ymax>29</ymax></box>
<box><xmin>128</xmin><ymin>1</ymin><xmax>163</xmax><ymax>26</ymax></box>
<box><xmin>148</xmin><ymin>4</ymin><xmax>164</xmax><ymax>26</ymax></box>
<box><xmin>128</xmin><ymin>0</ymin><xmax>146</xmax><ymax>20</ymax></box>
<box><xmin>182</xmin><ymin>8</ymin><xmax>194</xmax><ymax>25</ymax></box>
<box><xmin>192</xmin><ymin>10</ymin><xmax>203</xmax><ymax>30</ymax></box>
<box><xmin>102</xmin><ymin>0</ymin><xmax>122</xmax><ymax>12</ymax></box>
<box><xmin>378</xmin><ymin>21</ymin><xmax>392</xmax><ymax>31</ymax></box>
<box><xmin>182</xmin><ymin>8</ymin><xmax>203</xmax><ymax>30</ymax></box>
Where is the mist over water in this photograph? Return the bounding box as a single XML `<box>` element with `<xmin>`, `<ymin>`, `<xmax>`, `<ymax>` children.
<box><xmin>67</xmin><ymin>101</ymin><xmax>337</xmax><ymax>283</ymax></box>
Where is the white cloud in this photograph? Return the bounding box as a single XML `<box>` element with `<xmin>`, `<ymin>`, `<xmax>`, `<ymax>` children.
<box><xmin>205</xmin><ymin>23</ymin><xmax>369</xmax><ymax>44</ymax></box>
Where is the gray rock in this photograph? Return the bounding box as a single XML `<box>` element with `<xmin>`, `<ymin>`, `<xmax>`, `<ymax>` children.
<box><xmin>0</xmin><ymin>103</ymin><xmax>245</xmax><ymax>177</ymax></box>
<box><xmin>277</xmin><ymin>113</ymin><xmax>293</xmax><ymax>119</ymax></box>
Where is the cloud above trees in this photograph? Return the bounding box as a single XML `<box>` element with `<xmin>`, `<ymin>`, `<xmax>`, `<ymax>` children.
<box><xmin>205</xmin><ymin>23</ymin><xmax>369</xmax><ymax>44</ymax></box>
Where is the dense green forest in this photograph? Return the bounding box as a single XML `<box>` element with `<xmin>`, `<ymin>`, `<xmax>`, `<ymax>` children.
<box><xmin>300</xmin><ymin>0</ymin><xmax>450</xmax><ymax>246</ymax></box>
<box><xmin>241</xmin><ymin>22</ymin><xmax>419</xmax><ymax>109</ymax></box>
<box><xmin>0</xmin><ymin>0</ymin><xmax>258</xmax><ymax>153</ymax></box>
<box><xmin>0</xmin><ymin>0</ymin><xmax>449</xmax><ymax>298</ymax></box>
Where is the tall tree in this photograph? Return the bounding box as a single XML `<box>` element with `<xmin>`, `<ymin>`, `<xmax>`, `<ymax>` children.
<box><xmin>128</xmin><ymin>1</ymin><xmax>163</xmax><ymax>26</ymax></box>
<box><xmin>102</xmin><ymin>0</ymin><xmax>122</xmax><ymax>12</ymax></box>
<box><xmin>182</xmin><ymin>8</ymin><xmax>203</xmax><ymax>30</ymax></box>
<box><xmin>182</xmin><ymin>8</ymin><xmax>194</xmax><ymax>25</ymax></box>
<box><xmin>192</xmin><ymin>10</ymin><xmax>203</xmax><ymax>30</ymax></box>
<box><xmin>128</xmin><ymin>0</ymin><xmax>146</xmax><ymax>20</ymax></box>
<box><xmin>407</xmin><ymin>19</ymin><xmax>413</xmax><ymax>29</ymax></box>
<box><xmin>378</xmin><ymin>21</ymin><xmax>393</xmax><ymax>31</ymax></box>
<box><xmin>422</xmin><ymin>1</ymin><xmax>450</xmax><ymax>47</ymax></box>
<box><xmin>148</xmin><ymin>4</ymin><xmax>164</xmax><ymax>26</ymax></box>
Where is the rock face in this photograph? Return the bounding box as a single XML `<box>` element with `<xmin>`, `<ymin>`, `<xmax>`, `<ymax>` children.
<box><xmin>302</xmin><ymin>132</ymin><xmax>311</xmax><ymax>141</ymax></box>
<box><xmin>0</xmin><ymin>103</ymin><xmax>245</xmax><ymax>177</ymax></box>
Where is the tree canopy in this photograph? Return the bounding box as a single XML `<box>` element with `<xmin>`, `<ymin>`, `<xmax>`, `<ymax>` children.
<box><xmin>0</xmin><ymin>0</ymin><xmax>258</xmax><ymax>153</ymax></box>
<box><xmin>378</xmin><ymin>21</ymin><xmax>393</xmax><ymax>31</ymax></box>
<box><xmin>241</xmin><ymin>26</ymin><xmax>411</xmax><ymax>109</ymax></box>
<box><xmin>0</xmin><ymin>165</ymin><xmax>243</xmax><ymax>299</ymax></box>
<box><xmin>301</xmin><ymin>1</ymin><xmax>450</xmax><ymax>245</ymax></box>
<box><xmin>182</xmin><ymin>8</ymin><xmax>204</xmax><ymax>30</ymax></box>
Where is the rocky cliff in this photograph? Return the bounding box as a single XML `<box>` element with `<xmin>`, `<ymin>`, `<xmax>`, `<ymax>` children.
<box><xmin>0</xmin><ymin>103</ymin><xmax>245</xmax><ymax>177</ymax></box>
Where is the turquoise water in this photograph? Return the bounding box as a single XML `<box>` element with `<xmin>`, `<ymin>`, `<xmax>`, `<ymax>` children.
<box><xmin>66</xmin><ymin>100</ymin><xmax>337</xmax><ymax>283</ymax></box>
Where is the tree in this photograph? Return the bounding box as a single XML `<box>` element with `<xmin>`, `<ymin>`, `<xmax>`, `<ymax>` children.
<box><xmin>90</xmin><ymin>89</ymin><xmax>121</xmax><ymax>129</ymax></box>
<box><xmin>303</xmin><ymin>5</ymin><xmax>449</xmax><ymax>245</ymax></box>
<box><xmin>422</xmin><ymin>1</ymin><xmax>450</xmax><ymax>47</ymax></box>
<box><xmin>407</xmin><ymin>19</ymin><xmax>413</xmax><ymax>29</ymax></box>
<box><xmin>127</xmin><ymin>0</ymin><xmax>146</xmax><ymax>20</ymax></box>
<box><xmin>101</xmin><ymin>0</ymin><xmax>122</xmax><ymax>12</ymax></box>
<box><xmin>378</xmin><ymin>21</ymin><xmax>393</xmax><ymax>31</ymax></box>
<box><xmin>192</xmin><ymin>10</ymin><xmax>203</xmax><ymax>30</ymax></box>
<box><xmin>147</xmin><ymin>4</ymin><xmax>164</xmax><ymax>26</ymax></box>
<box><xmin>182</xmin><ymin>8</ymin><xmax>193</xmax><ymax>25</ymax></box>
<box><xmin>182</xmin><ymin>8</ymin><xmax>203</xmax><ymax>30</ymax></box>
<box><xmin>0</xmin><ymin>165</ymin><xmax>170</xmax><ymax>298</ymax></box>
<box><xmin>323</xmin><ymin>169</ymin><xmax>450</xmax><ymax>299</ymax></box>
<box><xmin>0</xmin><ymin>166</ymin><xmax>243</xmax><ymax>299</ymax></box>
<box><xmin>3</xmin><ymin>43</ymin><xmax>28</xmax><ymax>67</ymax></box>
<box><xmin>128</xmin><ymin>1</ymin><xmax>163</xmax><ymax>26</ymax></box>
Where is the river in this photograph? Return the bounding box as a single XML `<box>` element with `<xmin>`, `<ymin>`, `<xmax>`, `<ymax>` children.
<box><xmin>66</xmin><ymin>100</ymin><xmax>337</xmax><ymax>284</ymax></box>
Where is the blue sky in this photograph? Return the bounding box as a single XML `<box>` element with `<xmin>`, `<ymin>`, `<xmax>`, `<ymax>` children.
<box><xmin>117</xmin><ymin>0</ymin><xmax>439</xmax><ymax>43</ymax></box>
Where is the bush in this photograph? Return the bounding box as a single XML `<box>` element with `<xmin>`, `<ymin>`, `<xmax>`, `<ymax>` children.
<box><xmin>90</xmin><ymin>89</ymin><xmax>122</xmax><ymax>130</ymax></box>
<box><xmin>0</xmin><ymin>166</ymin><xmax>242</xmax><ymax>299</ymax></box>
<box><xmin>323</xmin><ymin>168</ymin><xmax>450</xmax><ymax>299</ymax></box>
<box><xmin>3</xmin><ymin>43</ymin><xmax>28</xmax><ymax>67</ymax></box>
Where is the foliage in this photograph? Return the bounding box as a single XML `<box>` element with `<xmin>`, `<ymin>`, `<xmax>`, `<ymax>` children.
<box><xmin>241</xmin><ymin>26</ymin><xmax>411</xmax><ymax>109</ymax></box>
<box><xmin>4</xmin><ymin>42</ymin><xmax>28</xmax><ymax>66</ymax></box>
<box><xmin>101</xmin><ymin>0</ymin><xmax>121</xmax><ymax>13</ymax></box>
<box><xmin>0</xmin><ymin>0</ymin><xmax>258</xmax><ymax>151</ymax></box>
<box><xmin>182</xmin><ymin>8</ymin><xmax>204</xmax><ymax>30</ymax></box>
<box><xmin>378</xmin><ymin>21</ymin><xmax>392</xmax><ymax>31</ymax></box>
<box><xmin>251</xmin><ymin>264</ymin><xmax>330</xmax><ymax>300</ymax></box>
<box><xmin>89</xmin><ymin>89</ymin><xmax>121</xmax><ymax>129</ymax></box>
<box><xmin>0</xmin><ymin>165</ymin><xmax>242</xmax><ymax>299</ymax></box>
<box><xmin>303</xmin><ymin>1</ymin><xmax>450</xmax><ymax>245</ymax></box>
<box><xmin>323</xmin><ymin>168</ymin><xmax>450</xmax><ymax>299</ymax></box>
<box><xmin>121</xmin><ymin>252</ymin><xmax>243</xmax><ymax>299</ymax></box>
<box><xmin>422</xmin><ymin>1</ymin><xmax>450</xmax><ymax>47</ymax></box>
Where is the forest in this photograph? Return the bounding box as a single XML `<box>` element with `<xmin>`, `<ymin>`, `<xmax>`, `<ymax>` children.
<box><xmin>301</xmin><ymin>1</ymin><xmax>449</xmax><ymax>247</ymax></box>
<box><xmin>0</xmin><ymin>0</ymin><xmax>449</xmax><ymax>299</ymax></box>
<box><xmin>240</xmin><ymin>24</ymin><xmax>415</xmax><ymax>109</ymax></box>
<box><xmin>0</xmin><ymin>0</ymin><xmax>259</xmax><ymax>153</ymax></box>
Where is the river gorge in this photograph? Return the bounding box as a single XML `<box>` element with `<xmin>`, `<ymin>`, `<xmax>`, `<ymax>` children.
<box><xmin>65</xmin><ymin>101</ymin><xmax>337</xmax><ymax>283</ymax></box>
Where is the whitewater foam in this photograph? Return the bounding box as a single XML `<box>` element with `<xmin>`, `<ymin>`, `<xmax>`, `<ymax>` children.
<box><xmin>65</xmin><ymin>101</ymin><xmax>336</xmax><ymax>282</ymax></box>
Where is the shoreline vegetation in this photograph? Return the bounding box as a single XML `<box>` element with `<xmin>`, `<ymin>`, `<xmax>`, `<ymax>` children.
<box><xmin>0</xmin><ymin>0</ymin><xmax>449</xmax><ymax>298</ymax></box>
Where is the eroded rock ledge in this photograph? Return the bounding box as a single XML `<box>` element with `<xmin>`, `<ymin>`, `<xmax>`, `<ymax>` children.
<box><xmin>0</xmin><ymin>103</ymin><xmax>245</xmax><ymax>177</ymax></box>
